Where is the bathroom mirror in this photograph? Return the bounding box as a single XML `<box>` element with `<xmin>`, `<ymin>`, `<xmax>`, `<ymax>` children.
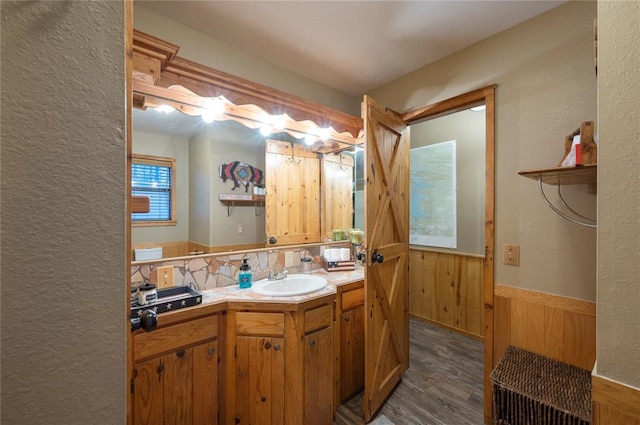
<box><xmin>132</xmin><ymin>105</ymin><xmax>362</xmax><ymax>259</ymax></box>
<box><xmin>130</xmin><ymin>28</ymin><xmax>364</xmax><ymax>261</ymax></box>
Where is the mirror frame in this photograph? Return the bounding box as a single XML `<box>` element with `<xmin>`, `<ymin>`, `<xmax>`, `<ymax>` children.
<box><xmin>132</xmin><ymin>30</ymin><xmax>363</xmax><ymax>144</ymax></box>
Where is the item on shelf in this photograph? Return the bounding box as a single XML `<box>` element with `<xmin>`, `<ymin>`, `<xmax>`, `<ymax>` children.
<box><xmin>558</xmin><ymin>121</ymin><xmax>597</xmax><ymax>167</ymax></box>
<box><xmin>349</xmin><ymin>230</ymin><xmax>364</xmax><ymax>245</ymax></box>
<box><xmin>322</xmin><ymin>248</ymin><xmax>355</xmax><ymax>271</ymax></box>
<box><xmin>332</xmin><ymin>229</ymin><xmax>346</xmax><ymax>241</ymax></box>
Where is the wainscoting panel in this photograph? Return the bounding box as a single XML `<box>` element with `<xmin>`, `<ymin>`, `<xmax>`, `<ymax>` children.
<box><xmin>409</xmin><ymin>249</ymin><xmax>484</xmax><ymax>339</ymax></box>
<box><xmin>132</xmin><ymin>241</ymin><xmax>190</xmax><ymax>259</ymax></box>
<box><xmin>494</xmin><ymin>285</ymin><xmax>596</xmax><ymax>371</ymax></box>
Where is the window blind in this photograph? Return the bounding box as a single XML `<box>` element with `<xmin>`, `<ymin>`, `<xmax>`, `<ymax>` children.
<box><xmin>131</xmin><ymin>162</ymin><xmax>172</xmax><ymax>221</ymax></box>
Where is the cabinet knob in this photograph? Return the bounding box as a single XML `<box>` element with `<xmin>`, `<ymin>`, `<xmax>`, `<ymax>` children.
<box><xmin>308</xmin><ymin>340</ymin><xmax>316</xmax><ymax>346</ymax></box>
<box><xmin>264</xmin><ymin>342</ymin><xmax>271</xmax><ymax>350</ymax></box>
<box><xmin>273</xmin><ymin>344</ymin><xmax>281</xmax><ymax>351</ymax></box>
<box><xmin>268</xmin><ymin>236</ymin><xmax>277</xmax><ymax>245</ymax></box>
<box><xmin>176</xmin><ymin>350</ymin><xmax>185</xmax><ymax>358</ymax></box>
<box><xmin>208</xmin><ymin>347</ymin><xmax>215</xmax><ymax>356</ymax></box>
<box><xmin>344</xmin><ymin>317</ymin><xmax>350</xmax><ymax>322</ymax></box>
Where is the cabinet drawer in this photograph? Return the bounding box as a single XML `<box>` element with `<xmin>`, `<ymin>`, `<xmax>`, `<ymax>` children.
<box><xmin>134</xmin><ymin>315</ymin><xmax>218</xmax><ymax>361</ymax></box>
<box><xmin>341</xmin><ymin>287</ymin><xmax>364</xmax><ymax>311</ymax></box>
<box><xmin>236</xmin><ymin>312</ymin><xmax>285</xmax><ymax>336</ymax></box>
<box><xmin>304</xmin><ymin>304</ymin><xmax>332</xmax><ymax>334</ymax></box>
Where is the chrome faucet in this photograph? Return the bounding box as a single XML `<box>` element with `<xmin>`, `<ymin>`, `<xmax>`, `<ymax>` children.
<box><xmin>268</xmin><ymin>268</ymin><xmax>288</xmax><ymax>280</ymax></box>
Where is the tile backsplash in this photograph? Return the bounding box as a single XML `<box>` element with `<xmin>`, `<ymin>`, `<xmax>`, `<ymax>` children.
<box><xmin>131</xmin><ymin>243</ymin><xmax>350</xmax><ymax>292</ymax></box>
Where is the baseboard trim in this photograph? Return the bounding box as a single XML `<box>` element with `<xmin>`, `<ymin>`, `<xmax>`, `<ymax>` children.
<box><xmin>592</xmin><ymin>374</ymin><xmax>640</xmax><ymax>423</ymax></box>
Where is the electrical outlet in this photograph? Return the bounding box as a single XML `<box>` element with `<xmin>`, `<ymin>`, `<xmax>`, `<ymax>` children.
<box><xmin>156</xmin><ymin>266</ymin><xmax>174</xmax><ymax>289</ymax></box>
<box><xmin>503</xmin><ymin>244</ymin><xmax>520</xmax><ymax>266</ymax></box>
<box><xmin>237</xmin><ymin>224</ymin><xmax>243</xmax><ymax>234</ymax></box>
<box><xmin>284</xmin><ymin>251</ymin><xmax>294</xmax><ymax>268</ymax></box>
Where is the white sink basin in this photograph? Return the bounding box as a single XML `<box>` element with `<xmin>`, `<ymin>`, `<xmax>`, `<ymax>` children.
<box><xmin>252</xmin><ymin>274</ymin><xmax>328</xmax><ymax>297</ymax></box>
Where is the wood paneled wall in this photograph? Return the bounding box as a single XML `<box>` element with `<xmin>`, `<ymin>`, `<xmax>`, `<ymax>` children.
<box><xmin>592</xmin><ymin>375</ymin><xmax>640</xmax><ymax>425</ymax></box>
<box><xmin>132</xmin><ymin>241</ymin><xmax>266</xmax><ymax>259</ymax></box>
<box><xmin>132</xmin><ymin>241</ymin><xmax>190</xmax><ymax>259</ymax></box>
<box><xmin>494</xmin><ymin>284</ymin><xmax>596</xmax><ymax>371</ymax></box>
<box><xmin>409</xmin><ymin>249</ymin><xmax>484</xmax><ymax>339</ymax></box>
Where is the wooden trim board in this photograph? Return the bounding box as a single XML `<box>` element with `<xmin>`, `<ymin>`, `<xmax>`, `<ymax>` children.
<box><xmin>592</xmin><ymin>374</ymin><xmax>640</xmax><ymax>425</ymax></box>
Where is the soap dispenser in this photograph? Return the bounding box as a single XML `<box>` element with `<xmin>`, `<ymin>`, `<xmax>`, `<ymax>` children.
<box><xmin>238</xmin><ymin>258</ymin><xmax>252</xmax><ymax>289</ymax></box>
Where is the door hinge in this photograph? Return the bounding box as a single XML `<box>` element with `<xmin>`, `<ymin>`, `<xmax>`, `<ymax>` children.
<box><xmin>130</xmin><ymin>378</ymin><xmax>134</xmax><ymax>394</ymax></box>
<box><xmin>234</xmin><ymin>345</ymin><xmax>237</xmax><ymax>359</ymax></box>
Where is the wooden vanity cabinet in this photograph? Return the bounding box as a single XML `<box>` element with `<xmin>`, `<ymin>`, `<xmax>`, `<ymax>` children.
<box><xmin>226</xmin><ymin>297</ymin><xmax>334</xmax><ymax>425</ymax></box>
<box><xmin>334</xmin><ymin>280</ymin><xmax>365</xmax><ymax>404</ymax></box>
<box><xmin>132</xmin><ymin>314</ymin><xmax>220</xmax><ymax>425</ymax></box>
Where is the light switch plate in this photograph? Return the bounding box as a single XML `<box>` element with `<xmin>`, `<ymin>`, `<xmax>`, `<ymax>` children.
<box><xmin>503</xmin><ymin>244</ymin><xmax>520</xmax><ymax>266</ymax></box>
<box><xmin>284</xmin><ymin>251</ymin><xmax>294</xmax><ymax>268</ymax></box>
<box><xmin>157</xmin><ymin>266</ymin><xmax>174</xmax><ymax>289</ymax></box>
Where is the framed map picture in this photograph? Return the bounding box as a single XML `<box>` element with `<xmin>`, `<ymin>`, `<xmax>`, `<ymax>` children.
<box><xmin>409</xmin><ymin>140</ymin><xmax>457</xmax><ymax>248</ymax></box>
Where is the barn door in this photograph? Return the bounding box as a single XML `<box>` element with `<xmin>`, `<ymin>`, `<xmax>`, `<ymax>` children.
<box><xmin>264</xmin><ymin>139</ymin><xmax>321</xmax><ymax>246</ymax></box>
<box><xmin>362</xmin><ymin>95</ymin><xmax>410</xmax><ymax>422</ymax></box>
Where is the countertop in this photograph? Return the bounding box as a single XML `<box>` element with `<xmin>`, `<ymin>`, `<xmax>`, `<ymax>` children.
<box><xmin>200</xmin><ymin>268</ymin><xmax>364</xmax><ymax>305</ymax></box>
<box><xmin>140</xmin><ymin>268</ymin><xmax>365</xmax><ymax>329</ymax></box>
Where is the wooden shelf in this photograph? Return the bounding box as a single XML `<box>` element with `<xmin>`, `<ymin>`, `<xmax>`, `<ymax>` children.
<box><xmin>519</xmin><ymin>164</ymin><xmax>597</xmax><ymax>228</ymax></box>
<box><xmin>218</xmin><ymin>194</ymin><xmax>265</xmax><ymax>216</ymax></box>
<box><xmin>518</xmin><ymin>164</ymin><xmax>597</xmax><ymax>186</ymax></box>
<box><xmin>218</xmin><ymin>194</ymin><xmax>265</xmax><ymax>205</ymax></box>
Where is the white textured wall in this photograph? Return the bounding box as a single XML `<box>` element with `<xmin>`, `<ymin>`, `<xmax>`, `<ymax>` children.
<box><xmin>596</xmin><ymin>1</ymin><xmax>640</xmax><ymax>389</ymax></box>
<box><xmin>1</xmin><ymin>1</ymin><xmax>126</xmax><ymax>424</ymax></box>
<box><xmin>370</xmin><ymin>1</ymin><xmax>598</xmax><ymax>301</ymax></box>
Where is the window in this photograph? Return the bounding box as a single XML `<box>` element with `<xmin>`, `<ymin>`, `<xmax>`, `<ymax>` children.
<box><xmin>131</xmin><ymin>154</ymin><xmax>176</xmax><ymax>226</ymax></box>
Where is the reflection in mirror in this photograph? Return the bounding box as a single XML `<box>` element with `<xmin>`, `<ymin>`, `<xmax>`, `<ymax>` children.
<box><xmin>132</xmin><ymin>106</ymin><xmax>361</xmax><ymax>260</ymax></box>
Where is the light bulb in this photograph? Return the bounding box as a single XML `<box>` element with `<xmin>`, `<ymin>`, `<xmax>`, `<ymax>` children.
<box><xmin>271</xmin><ymin>115</ymin><xmax>286</xmax><ymax>131</ymax></box>
<box><xmin>305</xmin><ymin>135</ymin><xmax>316</xmax><ymax>146</ymax></box>
<box><xmin>155</xmin><ymin>105</ymin><xmax>175</xmax><ymax>113</ymax></box>
<box><xmin>260</xmin><ymin>124</ymin><xmax>272</xmax><ymax>136</ymax></box>
<box><xmin>318</xmin><ymin>128</ymin><xmax>331</xmax><ymax>141</ymax></box>
<box><xmin>201</xmin><ymin>110</ymin><xmax>215</xmax><ymax>123</ymax></box>
<box><xmin>204</xmin><ymin>98</ymin><xmax>226</xmax><ymax>115</ymax></box>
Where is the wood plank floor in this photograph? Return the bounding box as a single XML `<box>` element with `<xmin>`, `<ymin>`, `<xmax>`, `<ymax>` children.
<box><xmin>335</xmin><ymin>317</ymin><xmax>484</xmax><ymax>425</ymax></box>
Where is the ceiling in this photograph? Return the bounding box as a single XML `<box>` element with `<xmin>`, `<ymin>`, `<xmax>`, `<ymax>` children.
<box><xmin>137</xmin><ymin>0</ymin><xmax>565</xmax><ymax>96</ymax></box>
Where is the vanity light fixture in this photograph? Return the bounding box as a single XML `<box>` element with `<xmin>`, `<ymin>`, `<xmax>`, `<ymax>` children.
<box><xmin>133</xmin><ymin>82</ymin><xmax>363</xmax><ymax>146</ymax></box>
<box><xmin>469</xmin><ymin>105</ymin><xmax>486</xmax><ymax>112</ymax></box>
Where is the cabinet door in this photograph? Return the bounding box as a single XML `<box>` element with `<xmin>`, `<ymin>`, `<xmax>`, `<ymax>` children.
<box><xmin>235</xmin><ymin>336</ymin><xmax>285</xmax><ymax>425</ymax></box>
<box><xmin>133</xmin><ymin>356</ymin><xmax>165</xmax><ymax>425</ymax></box>
<box><xmin>134</xmin><ymin>341</ymin><xmax>218</xmax><ymax>425</ymax></box>
<box><xmin>340</xmin><ymin>305</ymin><xmax>365</xmax><ymax>402</ymax></box>
<box><xmin>265</xmin><ymin>140</ymin><xmax>321</xmax><ymax>246</ymax></box>
<box><xmin>304</xmin><ymin>327</ymin><xmax>333</xmax><ymax>425</ymax></box>
<box><xmin>164</xmin><ymin>348</ymin><xmax>193</xmax><ymax>425</ymax></box>
<box><xmin>193</xmin><ymin>340</ymin><xmax>218</xmax><ymax>425</ymax></box>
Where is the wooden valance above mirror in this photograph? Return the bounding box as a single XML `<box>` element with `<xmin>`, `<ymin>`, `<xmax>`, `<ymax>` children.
<box><xmin>132</xmin><ymin>30</ymin><xmax>363</xmax><ymax>146</ymax></box>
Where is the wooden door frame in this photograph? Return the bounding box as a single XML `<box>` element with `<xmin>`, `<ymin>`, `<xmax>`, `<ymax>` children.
<box><xmin>401</xmin><ymin>85</ymin><xmax>496</xmax><ymax>425</ymax></box>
